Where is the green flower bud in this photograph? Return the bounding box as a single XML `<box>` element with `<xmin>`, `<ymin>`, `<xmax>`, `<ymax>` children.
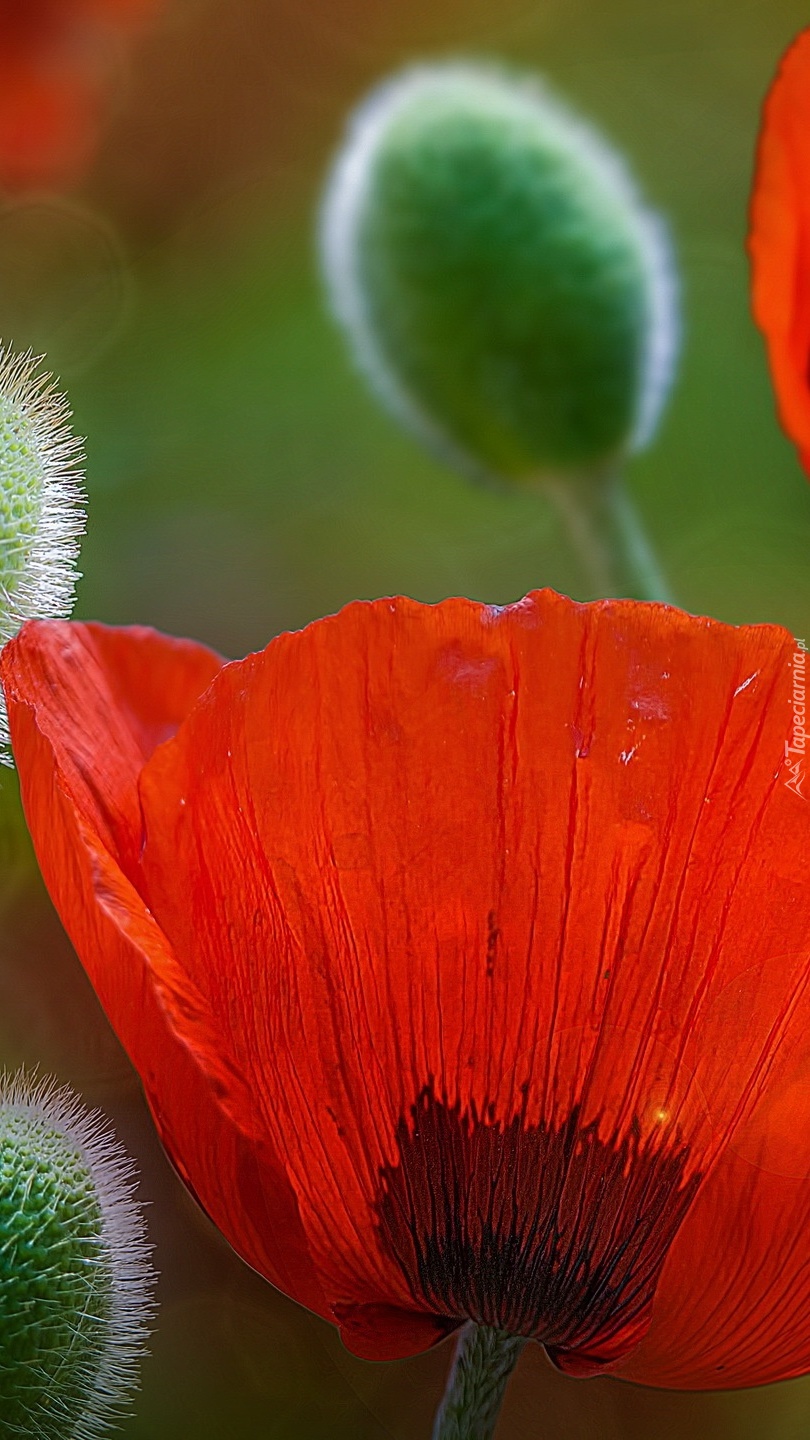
<box><xmin>0</xmin><ymin>1073</ymin><xmax>155</xmax><ymax>1439</ymax></box>
<box><xmin>321</xmin><ymin>64</ymin><xmax>678</xmax><ymax>484</ymax></box>
<box><xmin>0</xmin><ymin>347</ymin><xmax>85</xmax><ymax>761</ymax></box>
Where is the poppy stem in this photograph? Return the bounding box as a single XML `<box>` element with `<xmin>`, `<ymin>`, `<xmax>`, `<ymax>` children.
<box><xmin>542</xmin><ymin>470</ymin><xmax>675</xmax><ymax>604</ymax></box>
<box><xmin>432</xmin><ymin>1324</ymin><xmax>527</xmax><ymax>1440</ymax></box>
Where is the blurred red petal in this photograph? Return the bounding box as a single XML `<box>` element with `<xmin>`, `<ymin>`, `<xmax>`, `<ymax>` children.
<box><xmin>0</xmin><ymin>0</ymin><xmax>162</xmax><ymax>190</ymax></box>
<box><xmin>0</xmin><ymin>70</ymin><xmax>95</xmax><ymax>190</ymax></box>
<box><xmin>749</xmin><ymin>29</ymin><xmax>810</xmax><ymax>473</ymax></box>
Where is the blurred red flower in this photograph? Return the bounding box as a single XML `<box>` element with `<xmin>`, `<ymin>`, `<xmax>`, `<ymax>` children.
<box><xmin>0</xmin><ymin>0</ymin><xmax>160</xmax><ymax>190</ymax></box>
<box><xmin>749</xmin><ymin>27</ymin><xmax>810</xmax><ymax>474</ymax></box>
<box><xmin>5</xmin><ymin>590</ymin><xmax>810</xmax><ymax>1388</ymax></box>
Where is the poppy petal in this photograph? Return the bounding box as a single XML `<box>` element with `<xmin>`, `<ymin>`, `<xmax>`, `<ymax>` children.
<box><xmin>1</xmin><ymin>619</ymin><xmax>330</xmax><ymax>1321</ymax></box>
<box><xmin>4</xmin><ymin>621</ymin><xmax>223</xmax><ymax>877</ymax></box>
<box><xmin>128</xmin><ymin>592</ymin><xmax>810</xmax><ymax>1376</ymax></box>
<box><xmin>618</xmin><ymin>1161</ymin><xmax>810</xmax><ymax>1389</ymax></box>
<box><xmin>749</xmin><ymin>28</ymin><xmax>810</xmax><ymax>473</ymax></box>
<box><xmin>334</xmin><ymin>1303</ymin><xmax>454</xmax><ymax>1361</ymax></box>
<box><xmin>616</xmin><ymin>974</ymin><xmax>810</xmax><ymax>1389</ymax></box>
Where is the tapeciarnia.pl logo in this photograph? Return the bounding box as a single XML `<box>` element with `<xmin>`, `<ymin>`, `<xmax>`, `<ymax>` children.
<box><xmin>785</xmin><ymin>638</ymin><xmax>808</xmax><ymax>798</ymax></box>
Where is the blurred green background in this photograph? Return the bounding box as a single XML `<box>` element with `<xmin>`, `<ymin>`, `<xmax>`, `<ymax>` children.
<box><xmin>2</xmin><ymin>0</ymin><xmax>810</xmax><ymax>1435</ymax></box>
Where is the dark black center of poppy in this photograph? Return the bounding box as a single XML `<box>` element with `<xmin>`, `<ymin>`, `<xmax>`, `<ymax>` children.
<box><xmin>375</xmin><ymin>1088</ymin><xmax>700</xmax><ymax>1370</ymax></box>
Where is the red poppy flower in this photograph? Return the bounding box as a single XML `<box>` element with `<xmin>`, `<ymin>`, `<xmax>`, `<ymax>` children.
<box><xmin>4</xmin><ymin>591</ymin><xmax>810</xmax><ymax>1389</ymax></box>
<box><xmin>749</xmin><ymin>27</ymin><xmax>810</xmax><ymax>475</ymax></box>
<box><xmin>0</xmin><ymin>0</ymin><xmax>160</xmax><ymax>191</ymax></box>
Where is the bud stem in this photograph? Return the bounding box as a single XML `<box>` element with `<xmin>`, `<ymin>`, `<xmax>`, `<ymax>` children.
<box><xmin>433</xmin><ymin>1324</ymin><xmax>526</xmax><ymax>1440</ymax></box>
<box><xmin>543</xmin><ymin>471</ymin><xmax>674</xmax><ymax>604</ymax></box>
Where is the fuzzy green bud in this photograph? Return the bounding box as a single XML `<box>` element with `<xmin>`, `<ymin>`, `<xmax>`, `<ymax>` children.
<box><xmin>0</xmin><ymin>347</ymin><xmax>85</xmax><ymax>761</ymax></box>
<box><xmin>0</xmin><ymin>1073</ymin><xmax>155</xmax><ymax>1439</ymax></box>
<box><xmin>321</xmin><ymin>64</ymin><xmax>678</xmax><ymax>483</ymax></box>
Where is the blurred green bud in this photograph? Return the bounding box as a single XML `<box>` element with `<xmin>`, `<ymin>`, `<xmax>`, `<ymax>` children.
<box><xmin>0</xmin><ymin>1073</ymin><xmax>155</xmax><ymax>1439</ymax></box>
<box><xmin>0</xmin><ymin>347</ymin><xmax>85</xmax><ymax>762</ymax></box>
<box><xmin>321</xmin><ymin>64</ymin><xmax>678</xmax><ymax>484</ymax></box>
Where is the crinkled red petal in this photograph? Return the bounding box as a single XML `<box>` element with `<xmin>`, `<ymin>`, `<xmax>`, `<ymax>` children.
<box><xmin>6</xmin><ymin>596</ymin><xmax>810</xmax><ymax>1380</ymax></box>
<box><xmin>1</xmin><ymin>619</ymin><xmax>329</xmax><ymax>1322</ymax></box>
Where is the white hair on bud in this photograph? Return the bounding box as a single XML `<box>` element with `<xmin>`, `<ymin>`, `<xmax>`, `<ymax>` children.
<box><xmin>0</xmin><ymin>1070</ymin><xmax>156</xmax><ymax>1440</ymax></box>
<box><xmin>320</xmin><ymin>66</ymin><xmax>481</xmax><ymax>480</ymax></box>
<box><xmin>0</xmin><ymin>346</ymin><xmax>86</xmax><ymax>763</ymax></box>
<box><xmin>319</xmin><ymin>62</ymin><xmax>680</xmax><ymax>475</ymax></box>
<box><xmin>631</xmin><ymin>209</ymin><xmax>681</xmax><ymax>452</ymax></box>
